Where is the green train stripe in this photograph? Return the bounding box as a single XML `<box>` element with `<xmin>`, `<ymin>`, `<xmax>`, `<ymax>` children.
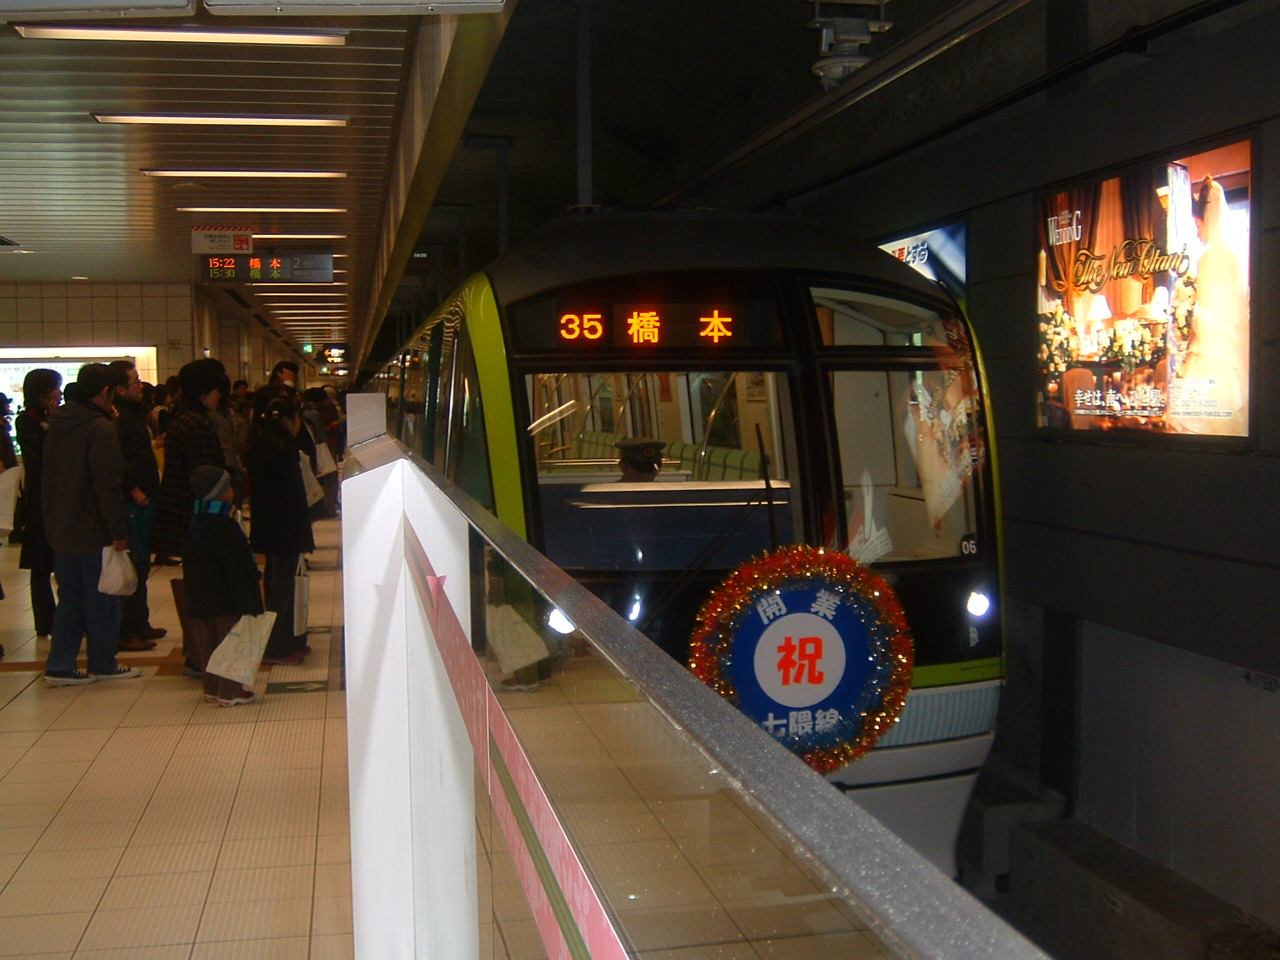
<box><xmin>464</xmin><ymin>274</ymin><xmax>527</xmax><ymax>538</ymax></box>
<box><xmin>488</xmin><ymin>735</ymin><xmax>592</xmax><ymax>960</ymax></box>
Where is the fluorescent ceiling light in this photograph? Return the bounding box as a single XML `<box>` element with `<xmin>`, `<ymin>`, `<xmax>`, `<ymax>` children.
<box><xmin>249</xmin><ymin>282</ymin><xmax>347</xmax><ymax>287</ymax></box>
<box><xmin>15</xmin><ymin>24</ymin><xmax>346</xmax><ymax>45</ymax></box>
<box><xmin>144</xmin><ymin>170</ymin><xmax>346</xmax><ymax>179</ymax></box>
<box><xmin>96</xmin><ymin>113</ymin><xmax>347</xmax><ymax>127</ymax></box>
<box><xmin>254</xmin><ymin>234</ymin><xmax>346</xmax><ymax>240</ymax></box>
<box><xmin>256</xmin><ymin>292</ymin><xmax>347</xmax><ymax>297</ymax></box>
<box><xmin>179</xmin><ymin>206</ymin><xmax>347</xmax><ymax>214</ymax></box>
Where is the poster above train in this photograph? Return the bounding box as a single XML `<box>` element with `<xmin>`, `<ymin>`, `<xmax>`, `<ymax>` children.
<box><xmin>878</xmin><ymin>218</ymin><xmax>967</xmax><ymax>311</ymax></box>
<box><xmin>1035</xmin><ymin>140</ymin><xmax>1250</xmax><ymax>439</ymax></box>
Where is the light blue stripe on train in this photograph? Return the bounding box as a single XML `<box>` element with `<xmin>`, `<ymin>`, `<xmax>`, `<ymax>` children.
<box><xmin>875</xmin><ymin>680</ymin><xmax>1001</xmax><ymax>748</ymax></box>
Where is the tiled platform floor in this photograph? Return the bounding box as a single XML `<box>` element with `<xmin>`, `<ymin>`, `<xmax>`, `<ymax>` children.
<box><xmin>0</xmin><ymin>518</ymin><xmax>352</xmax><ymax>960</ymax></box>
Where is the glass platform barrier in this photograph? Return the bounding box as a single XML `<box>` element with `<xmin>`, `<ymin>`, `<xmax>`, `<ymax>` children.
<box><xmin>339</xmin><ymin>394</ymin><xmax>1048</xmax><ymax>960</ymax></box>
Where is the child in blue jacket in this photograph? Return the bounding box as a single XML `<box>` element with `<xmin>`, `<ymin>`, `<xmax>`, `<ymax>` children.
<box><xmin>183</xmin><ymin>465</ymin><xmax>264</xmax><ymax>706</ymax></box>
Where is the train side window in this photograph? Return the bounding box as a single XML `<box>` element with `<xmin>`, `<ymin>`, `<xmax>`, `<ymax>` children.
<box><xmin>435</xmin><ymin>314</ymin><xmax>495</xmax><ymax>510</ymax></box>
<box><xmin>811</xmin><ymin>287</ymin><xmax>949</xmax><ymax>348</ymax></box>
<box><xmin>524</xmin><ymin>370</ymin><xmax>796</xmax><ymax>572</ymax></box>
<box><xmin>829</xmin><ymin>366</ymin><xmax>982</xmax><ymax>562</ymax></box>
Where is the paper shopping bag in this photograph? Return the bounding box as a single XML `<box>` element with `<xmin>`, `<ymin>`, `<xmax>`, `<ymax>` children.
<box><xmin>207</xmin><ymin>611</ymin><xmax>277</xmax><ymax>687</ymax></box>
<box><xmin>294</xmin><ymin>558</ymin><xmax>310</xmax><ymax>636</ymax></box>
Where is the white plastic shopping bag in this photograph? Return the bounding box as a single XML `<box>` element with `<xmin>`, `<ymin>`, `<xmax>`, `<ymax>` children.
<box><xmin>98</xmin><ymin>546</ymin><xmax>138</xmax><ymax>596</ymax></box>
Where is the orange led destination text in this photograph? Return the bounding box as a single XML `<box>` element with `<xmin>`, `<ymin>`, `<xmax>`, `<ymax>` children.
<box><xmin>627</xmin><ymin>310</ymin><xmax>661</xmax><ymax>344</ymax></box>
<box><xmin>559</xmin><ymin>313</ymin><xmax>604</xmax><ymax>340</ymax></box>
<box><xmin>700</xmin><ymin>309</ymin><xmax>733</xmax><ymax>343</ymax></box>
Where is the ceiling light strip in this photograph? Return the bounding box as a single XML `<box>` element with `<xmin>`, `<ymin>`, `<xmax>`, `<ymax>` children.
<box><xmin>14</xmin><ymin>24</ymin><xmax>347</xmax><ymax>45</ymax></box>
<box><xmin>144</xmin><ymin>170</ymin><xmax>347</xmax><ymax>179</ymax></box>
<box><xmin>97</xmin><ymin>114</ymin><xmax>348</xmax><ymax>127</ymax></box>
<box><xmin>179</xmin><ymin>207</ymin><xmax>348</xmax><ymax>214</ymax></box>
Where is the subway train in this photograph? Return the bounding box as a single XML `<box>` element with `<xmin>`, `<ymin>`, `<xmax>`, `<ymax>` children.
<box><xmin>371</xmin><ymin>210</ymin><xmax>1004</xmax><ymax>869</ymax></box>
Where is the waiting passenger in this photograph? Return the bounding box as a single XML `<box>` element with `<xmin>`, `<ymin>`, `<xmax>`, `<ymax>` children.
<box><xmin>15</xmin><ymin>368</ymin><xmax>63</xmax><ymax>644</ymax></box>
<box><xmin>183</xmin><ymin>465</ymin><xmax>264</xmax><ymax>707</ymax></box>
<box><xmin>615</xmin><ymin>438</ymin><xmax>665</xmax><ymax>482</ymax></box>
<box><xmin>152</xmin><ymin>359</ymin><xmax>227</xmax><ymax>566</ymax></box>
<box><xmin>107</xmin><ymin>359</ymin><xmax>165</xmax><ymax>651</ymax></box>
<box><xmin>247</xmin><ymin>388</ymin><xmax>314</xmax><ymax>666</ymax></box>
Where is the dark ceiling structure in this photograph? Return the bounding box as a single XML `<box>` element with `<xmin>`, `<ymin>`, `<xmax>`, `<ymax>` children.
<box><xmin>2</xmin><ymin>0</ymin><xmax>1252</xmax><ymax>378</ymax></box>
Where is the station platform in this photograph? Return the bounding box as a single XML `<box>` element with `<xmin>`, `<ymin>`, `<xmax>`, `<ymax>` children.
<box><xmin>0</xmin><ymin>519</ymin><xmax>353</xmax><ymax>960</ymax></box>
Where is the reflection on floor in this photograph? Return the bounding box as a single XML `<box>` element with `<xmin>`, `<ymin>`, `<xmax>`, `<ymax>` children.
<box><xmin>483</xmin><ymin>641</ymin><xmax>894</xmax><ymax>960</ymax></box>
<box><xmin>0</xmin><ymin>519</ymin><xmax>352</xmax><ymax>960</ymax></box>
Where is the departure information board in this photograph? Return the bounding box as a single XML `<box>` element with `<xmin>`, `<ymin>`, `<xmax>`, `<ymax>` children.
<box><xmin>200</xmin><ymin>253</ymin><xmax>334</xmax><ymax>283</ymax></box>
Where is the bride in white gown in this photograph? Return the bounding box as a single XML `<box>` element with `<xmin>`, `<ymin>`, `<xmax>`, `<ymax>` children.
<box><xmin>1176</xmin><ymin>174</ymin><xmax>1249</xmax><ymax>435</ymax></box>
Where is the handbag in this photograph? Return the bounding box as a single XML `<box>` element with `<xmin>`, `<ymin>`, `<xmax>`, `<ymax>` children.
<box><xmin>206</xmin><ymin>611</ymin><xmax>278</xmax><ymax>687</ymax></box>
<box><xmin>293</xmin><ymin>557</ymin><xmax>310</xmax><ymax>636</ymax></box>
<box><xmin>0</xmin><ymin>464</ymin><xmax>22</xmax><ymax>537</ymax></box>
<box><xmin>98</xmin><ymin>546</ymin><xmax>138</xmax><ymax>596</ymax></box>
<box><xmin>299</xmin><ymin>450</ymin><xmax>325</xmax><ymax>506</ymax></box>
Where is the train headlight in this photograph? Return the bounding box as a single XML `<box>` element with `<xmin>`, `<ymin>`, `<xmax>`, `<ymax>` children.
<box><xmin>547</xmin><ymin>609</ymin><xmax>575</xmax><ymax>635</ymax></box>
<box><xmin>966</xmin><ymin>591</ymin><xmax>991</xmax><ymax>617</ymax></box>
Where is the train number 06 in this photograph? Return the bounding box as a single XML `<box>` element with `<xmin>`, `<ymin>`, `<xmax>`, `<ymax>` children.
<box><xmin>560</xmin><ymin>313</ymin><xmax>604</xmax><ymax>340</ymax></box>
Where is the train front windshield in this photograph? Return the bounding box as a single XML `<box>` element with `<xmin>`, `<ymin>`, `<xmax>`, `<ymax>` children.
<box><xmin>528</xmin><ymin>370</ymin><xmax>796</xmax><ymax>575</ymax></box>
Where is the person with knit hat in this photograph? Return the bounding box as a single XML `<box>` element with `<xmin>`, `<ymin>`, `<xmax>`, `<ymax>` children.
<box><xmin>182</xmin><ymin>464</ymin><xmax>264</xmax><ymax>706</ymax></box>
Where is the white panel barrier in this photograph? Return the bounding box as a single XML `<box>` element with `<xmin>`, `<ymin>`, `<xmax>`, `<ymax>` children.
<box><xmin>342</xmin><ymin>423</ymin><xmax>629</xmax><ymax>960</ymax></box>
<box><xmin>343</xmin><ymin>437</ymin><xmax>479</xmax><ymax>960</ymax></box>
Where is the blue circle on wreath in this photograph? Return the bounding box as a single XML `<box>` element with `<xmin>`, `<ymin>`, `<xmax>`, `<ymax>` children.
<box><xmin>728</xmin><ymin>582</ymin><xmax>893</xmax><ymax>748</ymax></box>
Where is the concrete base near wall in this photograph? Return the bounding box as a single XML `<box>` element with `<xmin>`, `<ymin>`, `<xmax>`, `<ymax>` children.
<box><xmin>1003</xmin><ymin>820</ymin><xmax>1280</xmax><ymax>960</ymax></box>
<box><xmin>956</xmin><ymin>772</ymin><xmax>1062</xmax><ymax>898</ymax></box>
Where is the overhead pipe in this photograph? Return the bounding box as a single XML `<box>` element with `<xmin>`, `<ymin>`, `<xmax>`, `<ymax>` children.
<box><xmin>576</xmin><ymin>0</ymin><xmax>593</xmax><ymax>207</ymax></box>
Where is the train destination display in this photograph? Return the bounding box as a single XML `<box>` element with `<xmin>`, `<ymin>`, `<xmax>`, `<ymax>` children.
<box><xmin>200</xmin><ymin>253</ymin><xmax>334</xmax><ymax>283</ymax></box>
<box><xmin>511</xmin><ymin>295</ymin><xmax>783</xmax><ymax>351</ymax></box>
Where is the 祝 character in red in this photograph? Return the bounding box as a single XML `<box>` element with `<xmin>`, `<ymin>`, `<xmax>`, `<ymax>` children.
<box><xmin>777</xmin><ymin>636</ymin><xmax>825</xmax><ymax>686</ymax></box>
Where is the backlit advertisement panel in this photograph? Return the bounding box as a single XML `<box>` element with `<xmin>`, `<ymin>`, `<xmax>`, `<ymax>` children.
<box><xmin>1035</xmin><ymin>141</ymin><xmax>1250</xmax><ymax>437</ymax></box>
<box><xmin>879</xmin><ymin>220</ymin><xmax>967</xmax><ymax>309</ymax></box>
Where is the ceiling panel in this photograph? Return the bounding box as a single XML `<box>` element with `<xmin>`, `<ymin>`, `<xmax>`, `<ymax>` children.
<box><xmin>0</xmin><ymin>13</ymin><xmax>418</xmax><ymax>351</ymax></box>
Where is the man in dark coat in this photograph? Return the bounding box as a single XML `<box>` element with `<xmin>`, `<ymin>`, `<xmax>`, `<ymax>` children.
<box><xmin>42</xmin><ymin>364</ymin><xmax>141</xmax><ymax>685</ymax></box>
<box><xmin>108</xmin><ymin>359</ymin><xmax>166</xmax><ymax>651</ymax></box>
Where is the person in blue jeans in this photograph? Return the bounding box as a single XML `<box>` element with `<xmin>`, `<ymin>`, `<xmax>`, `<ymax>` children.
<box><xmin>41</xmin><ymin>363</ymin><xmax>141</xmax><ymax>685</ymax></box>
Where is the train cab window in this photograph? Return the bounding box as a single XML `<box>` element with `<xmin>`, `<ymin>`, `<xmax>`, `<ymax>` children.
<box><xmin>525</xmin><ymin>370</ymin><xmax>796</xmax><ymax>573</ymax></box>
<box><xmin>829</xmin><ymin>366</ymin><xmax>982</xmax><ymax>562</ymax></box>
<box><xmin>811</xmin><ymin>286</ymin><xmax>950</xmax><ymax>348</ymax></box>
